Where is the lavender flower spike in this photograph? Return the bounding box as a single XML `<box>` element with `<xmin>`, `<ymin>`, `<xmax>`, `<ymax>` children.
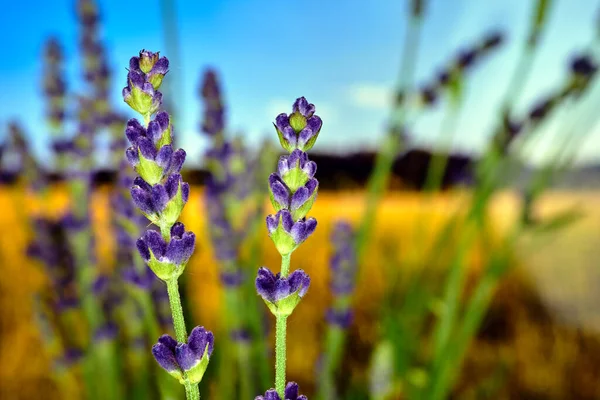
<box><xmin>255</xmin><ymin>267</ymin><xmax>310</xmax><ymax>316</ymax></box>
<box><xmin>152</xmin><ymin>326</ymin><xmax>214</xmax><ymax>384</ymax></box>
<box><xmin>123</xmin><ymin>50</ymin><xmax>212</xmax><ymax>397</ymax></box>
<box><xmin>255</xmin><ymin>382</ymin><xmax>308</xmax><ymax>400</ymax></box>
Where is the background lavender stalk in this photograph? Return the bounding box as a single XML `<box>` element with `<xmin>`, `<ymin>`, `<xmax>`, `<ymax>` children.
<box><xmin>317</xmin><ymin>2</ymin><xmax>425</xmax><ymax>397</ymax></box>
<box><xmin>318</xmin><ymin>221</ymin><xmax>357</xmax><ymax>399</ymax></box>
<box><xmin>123</xmin><ymin>50</ymin><xmax>214</xmax><ymax>400</ymax></box>
<box><xmin>42</xmin><ymin>38</ymin><xmax>69</xmax><ymax>173</ymax></box>
<box><xmin>199</xmin><ymin>69</ymin><xmax>266</xmax><ymax>398</ymax></box>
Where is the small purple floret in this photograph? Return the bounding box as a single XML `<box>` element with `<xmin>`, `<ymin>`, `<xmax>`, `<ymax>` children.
<box><xmin>255</xmin><ymin>382</ymin><xmax>308</xmax><ymax>400</ymax></box>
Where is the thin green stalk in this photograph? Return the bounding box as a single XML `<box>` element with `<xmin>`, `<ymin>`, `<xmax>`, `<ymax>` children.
<box><xmin>423</xmin><ymin>102</ymin><xmax>461</xmax><ymax>191</ymax></box>
<box><xmin>166</xmin><ymin>278</ymin><xmax>200</xmax><ymax>400</ymax></box>
<box><xmin>275</xmin><ymin>253</ymin><xmax>292</xmax><ymax>397</ymax></box>
<box><xmin>355</xmin><ymin>14</ymin><xmax>423</xmax><ymax>263</ymax></box>
<box><xmin>166</xmin><ymin>278</ymin><xmax>187</xmax><ymax>344</ymax></box>
<box><xmin>275</xmin><ymin>314</ymin><xmax>288</xmax><ymax>398</ymax></box>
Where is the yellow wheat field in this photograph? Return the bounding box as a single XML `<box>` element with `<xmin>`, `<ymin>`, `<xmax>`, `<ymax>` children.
<box><xmin>1</xmin><ymin>184</ymin><xmax>599</xmax><ymax>398</ymax></box>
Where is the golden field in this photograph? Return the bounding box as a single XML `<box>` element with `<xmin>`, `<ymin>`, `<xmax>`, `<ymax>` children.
<box><xmin>1</xmin><ymin>184</ymin><xmax>599</xmax><ymax>399</ymax></box>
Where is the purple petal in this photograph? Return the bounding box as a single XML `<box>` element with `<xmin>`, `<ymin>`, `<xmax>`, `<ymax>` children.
<box><xmin>144</xmin><ymin>229</ymin><xmax>167</xmax><ymax>259</ymax></box>
<box><xmin>280</xmin><ymin>210</ymin><xmax>294</xmax><ymax>233</ymax></box>
<box><xmin>303</xmin><ymin>161</ymin><xmax>317</xmax><ymax>177</ymax></box>
<box><xmin>169</xmin><ymin>149</ymin><xmax>186</xmax><ymax>174</ymax></box>
<box><xmin>170</xmin><ymin>222</ymin><xmax>185</xmax><ymax>238</ymax></box>
<box><xmin>156</xmin><ymin>145</ymin><xmax>173</xmax><ymax>168</ymax></box>
<box><xmin>136</xmin><ymin>238</ymin><xmax>151</xmax><ymax>262</ymax></box>
<box><xmin>292</xmin><ymin>97</ymin><xmax>315</xmax><ymax>117</ymax></box>
<box><xmin>188</xmin><ymin>326</ymin><xmax>214</xmax><ymax>357</ymax></box>
<box><xmin>282</xmin><ymin>126</ymin><xmax>297</xmax><ymax>144</ymax></box>
<box><xmin>306</xmin><ymin>115</ymin><xmax>322</xmax><ymax>134</ymax></box>
<box><xmin>165</xmin><ymin>174</ymin><xmax>181</xmax><ymax>198</ymax></box>
<box><xmin>151</xmin><ymin>184</ymin><xmax>169</xmax><ymax>211</ymax></box>
<box><xmin>181</xmin><ymin>182</ymin><xmax>190</xmax><ymax>202</ymax></box>
<box><xmin>269</xmin><ymin>174</ymin><xmax>290</xmax><ymax>208</ymax></box>
<box><xmin>125</xmin><ymin>118</ymin><xmax>145</xmax><ymax>144</ymax></box>
<box><xmin>126</xmin><ymin>147</ymin><xmax>139</xmax><ymax>166</ymax></box>
<box><xmin>274</xmin><ymin>113</ymin><xmax>289</xmax><ymax>131</ymax></box>
<box><xmin>129</xmin><ymin>56</ymin><xmax>140</xmax><ymax>71</ymax></box>
<box><xmin>155</xmin><ymin>111</ymin><xmax>170</xmax><ymax>130</ymax></box>
<box><xmin>165</xmin><ymin>232</ymin><xmax>195</xmax><ymax>265</ymax></box>
<box><xmin>273</xmin><ymin>277</ymin><xmax>291</xmax><ymax>301</ymax></box>
<box><xmin>285</xmin><ymin>382</ymin><xmax>300</xmax><ymax>399</ymax></box>
<box><xmin>304</xmin><ymin>218</ymin><xmax>317</xmax><ymax>236</ymax></box>
<box><xmin>151</xmin><ymin>57</ymin><xmax>169</xmax><ymax>75</ymax></box>
<box><xmin>131</xmin><ymin>186</ymin><xmax>154</xmax><ymax>215</ymax></box>
<box><xmin>277</xmin><ymin>156</ymin><xmax>290</xmax><ymax>176</ymax></box>
<box><xmin>128</xmin><ymin>70</ymin><xmax>146</xmax><ymax>89</ymax></box>
<box><xmin>298</xmin><ymin>127</ymin><xmax>317</xmax><ymax>148</ymax></box>
<box><xmin>152</xmin><ymin>336</ymin><xmax>179</xmax><ymax>373</ymax></box>
<box><xmin>133</xmin><ymin>177</ymin><xmax>152</xmax><ymax>192</ymax></box>
<box><xmin>175</xmin><ymin>343</ymin><xmax>198</xmax><ymax>371</ymax></box>
<box><xmin>255</xmin><ymin>267</ymin><xmax>277</xmax><ymax>300</ymax></box>
<box><xmin>266</xmin><ymin>214</ymin><xmax>278</xmax><ymax>234</ymax></box>
<box><xmin>138</xmin><ymin>137</ymin><xmax>157</xmax><ymax>160</ymax></box>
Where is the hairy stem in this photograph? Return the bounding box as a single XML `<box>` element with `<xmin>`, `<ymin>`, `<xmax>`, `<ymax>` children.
<box><xmin>166</xmin><ymin>278</ymin><xmax>199</xmax><ymax>400</ymax></box>
<box><xmin>275</xmin><ymin>314</ymin><xmax>288</xmax><ymax>398</ymax></box>
<box><xmin>280</xmin><ymin>253</ymin><xmax>291</xmax><ymax>277</ymax></box>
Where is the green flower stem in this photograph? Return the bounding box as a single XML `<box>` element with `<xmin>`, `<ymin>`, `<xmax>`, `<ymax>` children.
<box><xmin>422</xmin><ymin>101</ymin><xmax>462</xmax><ymax>192</ymax></box>
<box><xmin>275</xmin><ymin>314</ymin><xmax>288</xmax><ymax>398</ymax></box>
<box><xmin>166</xmin><ymin>277</ymin><xmax>188</xmax><ymax>343</ymax></box>
<box><xmin>280</xmin><ymin>253</ymin><xmax>291</xmax><ymax>277</ymax></box>
<box><xmin>275</xmin><ymin>253</ymin><xmax>292</xmax><ymax>397</ymax></box>
<box><xmin>166</xmin><ymin>277</ymin><xmax>200</xmax><ymax>400</ymax></box>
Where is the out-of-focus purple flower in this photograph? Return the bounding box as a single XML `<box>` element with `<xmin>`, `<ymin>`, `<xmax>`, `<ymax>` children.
<box><xmin>136</xmin><ymin>223</ymin><xmax>195</xmax><ymax>281</ymax></box>
<box><xmin>152</xmin><ymin>326</ymin><xmax>214</xmax><ymax>384</ymax></box>
<box><xmin>326</xmin><ymin>221</ymin><xmax>357</xmax><ymax>328</ymax></box>
<box><xmin>255</xmin><ymin>267</ymin><xmax>310</xmax><ymax>316</ymax></box>
<box><xmin>42</xmin><ymin>38</ymin><xmax>67</xmax><ymax>130</ymax></box>
<box><xmin>255</xmin><ymin>382</ymin><xmax>308</xmax><ymax>400</ymax></box>
<box><xmin>200</xmin><ymin>69</ymin><xmax>225</xmax><ymax>136</ymax></box>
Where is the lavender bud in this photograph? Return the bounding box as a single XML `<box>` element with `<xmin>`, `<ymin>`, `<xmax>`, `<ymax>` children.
<box><xmin>266</xmin><ymin>210</ymin><xmax>317</xmax><ymax>256</ymax></box>
<box><xmin>136</xmin><ymin>223</ymin><xmax>195</xmax><ymax>280</ymax></box>
<box><xmin>255</xmin><ymin>267</ymin><xmax>310</xmax><ymax>316</ymax></box>
<box><xmin>122</xmin><ymin>71</ymin><xmax>162</xmax><ymax>115</ymax></box>
<box><xmin>274</xmin><ymin>97</ymin><xmax>322</xmax><ymax>153</ymax></box>
<box><xmin>255</xmin><ymin>382</ymin><xmax>308</xmax><ymax>400</ymax></box>
<box><xmin>152</xmin><ymin>326</ymin><xmax>214</xmax><ymax>384</ymax></box>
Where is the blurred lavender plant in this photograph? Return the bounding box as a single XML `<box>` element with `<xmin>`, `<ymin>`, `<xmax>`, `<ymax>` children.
<box><xmin>317</xmin><ymin>221</ymin><xmax>357</xmax><ymax>398</ymax></box>
<box><xmin>42</xmin><ymin>38</ymin><xmax>69</xmax><ymax>171</ymax></box>
<box><xmin>199</xmin><ymin>68</ymin><xmax>274</xmax><ymax>397</ymax></box>
<box><xmin>255</xmin><ymin>97</ymin><xmax>321</xmax><ymax>398</ymax></box>
<box><xmin>123</xmin><ymin>50</ymin><xmax>213</xmax><ymax>400</ymax></box>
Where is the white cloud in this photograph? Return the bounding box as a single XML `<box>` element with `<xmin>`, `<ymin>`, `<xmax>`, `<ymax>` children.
<box><xmin>346</xmin><ymin>83</ymin><xmax>392</xmax><ymax>109</ymax></box>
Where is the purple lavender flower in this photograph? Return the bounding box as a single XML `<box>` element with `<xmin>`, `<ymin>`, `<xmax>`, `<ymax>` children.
<box><xmin>152</xmin><ymin>326</ymin><xmax>214</xmax><ymax>384</ymax></box>
<box><xmin>136</xmin><ymin>223</ymin><xmax>195</xmax><ymax>280</ymax></box>
<box><xmin>274</xmin><ymin>97</ymin><xmax>323</xmax><ymax>153</ymax></box>
<box><xmin>255</xmin><ymin>267</ymin><xmax>310</xmax><ymax>316</ymax></box>
<box><xmin>255</xmin><ymin>382</ymin><xmax>308</xmax><ymax>400</ymax></box>
<box><xmin>266</xmin><ymin>210</ymin><xmax>317</xmax><ymax>256</ymax></box>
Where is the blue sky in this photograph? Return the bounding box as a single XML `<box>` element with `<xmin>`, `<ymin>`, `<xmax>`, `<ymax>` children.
<box><xmin>1</xmin><ymin>0</ymin><xmax>599</xmax><ymax>167</ymax></box>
